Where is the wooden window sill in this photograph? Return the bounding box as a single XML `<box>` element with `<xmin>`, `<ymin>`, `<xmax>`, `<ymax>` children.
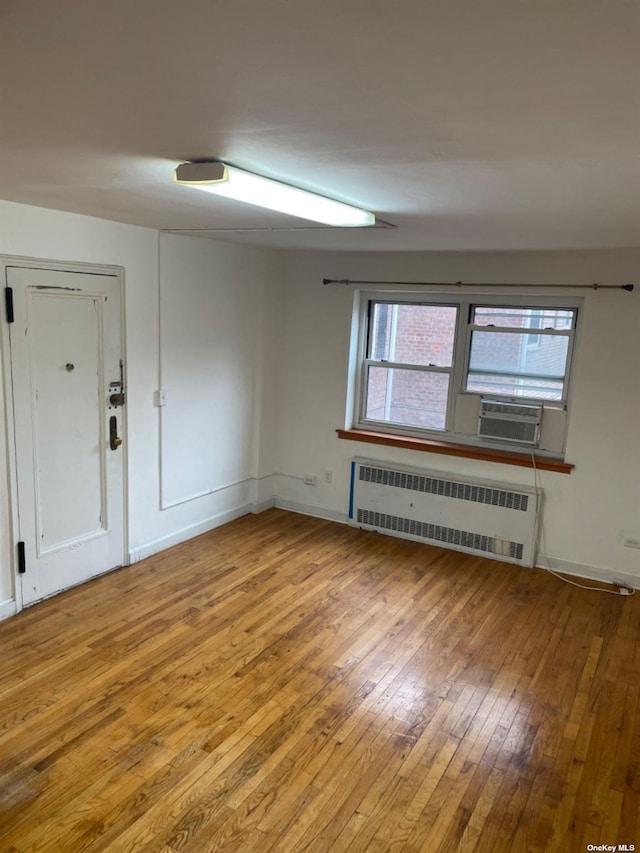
<box><xmin>336</xmin><ymin>429</ymin><xmax>574</xmax><ymax>474</ymax></box>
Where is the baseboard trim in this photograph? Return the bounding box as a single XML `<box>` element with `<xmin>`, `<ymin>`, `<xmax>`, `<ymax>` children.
<box><xmin>536</xmin><ymin>554</ymin><xmax>639</xmax><ymax>590</ymax></box>
<box><xmin>122</xmin><ymin>490</ymin><xmax>640</xmax><ymax>591</ymax></box>
<box><xmin>129</xmin><ymin>503</ymin><xmax>252</xmax><ymax>563</ymax></box>
<box><xmin>251</xmin><ymin>497</ymin><xmax>276</xmax><ymax>514</ymax></box>
<box><xmin>0</xmin><ymin>598</ymin><xmax>17</xmax><ymax>622</ymax></box>
<box><xmin>274</xmin><ymin>497</ymin><xmax>348</xmax><ymax>525</ymax></box>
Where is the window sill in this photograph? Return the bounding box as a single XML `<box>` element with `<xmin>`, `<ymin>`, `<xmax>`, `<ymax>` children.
<box><xmin>336</xmin><ymin>429</ymin><xmax>574</xmax><ymax>474</ymax></box>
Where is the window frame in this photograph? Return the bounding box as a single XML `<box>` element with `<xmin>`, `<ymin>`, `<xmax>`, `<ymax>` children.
<box><xmin>525</xmin><ymin>308</ymin><xmax>544</xmax><ymax>349</ymax></box>
<box><xmin>353</xmin><ymin>291</ymin><xmax>580</xmax><ymax>453</ymax></box>
<box><xmin>462</xmin><ymin>304</ymin><xmax>577</xmax><ymax>404</ymax></box>
<box><xmin>361</xmin><ymin>300</ymin><xmax>460</xmax><ymax>433</ymax></box>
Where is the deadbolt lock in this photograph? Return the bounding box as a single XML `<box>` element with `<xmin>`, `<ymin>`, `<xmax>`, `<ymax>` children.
<box><xmin>109</xmin><ymin>392</ymin><xmax>126</xmax><ymax>407</ymax></box>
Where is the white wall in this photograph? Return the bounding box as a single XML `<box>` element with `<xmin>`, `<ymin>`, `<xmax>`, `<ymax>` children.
<box><xmin>151</xmin><ymin>233</ymin><xmax>282</xmax><ymax>551</ymax></box>
<box><xmin>1</xmin><ymin>199</ymin><xmax>638</xmax><ymax>614</ymax></box>
<box><xmin>0</xmin><ymin>200</ymin><xmax>282</xmax><ymax>613</ymax></box>
<box><xmin>274</xmin><ymin>249</ymin><xmax>640</xmax><ymax>587</ymax></box>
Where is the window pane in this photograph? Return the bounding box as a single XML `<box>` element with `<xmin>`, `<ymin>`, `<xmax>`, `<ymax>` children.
<box><xmin>467</xmin><ymin>373</ymin><xmax>564</xmax><ymax>400</ymax></box>
<box><xmin>370</xmin><ymin>303</ymin><xmax>457</xmax><ymax>366</ymax></box>
<box><xmin>365</xmin><ymin>366</ymin><xmax>449</xmax><ymax>430</ymax></box>
<box><xmin>473</xmin><ymin>306</ymin><xmax>574</xmax><ymax>331</ymax></box>
<box><xmin>467</xmin><ymin>330</ymin><xmax>569</xmax><ymax>400</ymax></box>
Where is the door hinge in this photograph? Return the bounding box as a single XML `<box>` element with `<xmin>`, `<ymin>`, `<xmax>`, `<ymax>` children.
<box><xmin>5</xmin><ymin>287</ymin><xmax>14</xmax><ymax>323</ymax></box>
<box><xmin>17</xmin><ymin>541</ymin><xmax>26</xmax><ymax>574</ymax></box>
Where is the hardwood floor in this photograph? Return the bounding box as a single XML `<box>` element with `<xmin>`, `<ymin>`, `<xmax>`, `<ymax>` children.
<box><xmin>1</xmin><ymin>508</ymin><xmax>639</xmax><ymax>852</ymax></box>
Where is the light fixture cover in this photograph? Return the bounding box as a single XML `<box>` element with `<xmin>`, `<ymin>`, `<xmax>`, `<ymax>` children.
<box><xmin>173</xmin><ymin>161</ymin><xmax>375</xmax><ymax>227</ymax></box>
<box><xmin>174</xmin><ymin>162</ymin><xmax>227</xmax><ymax>184</ymax></box>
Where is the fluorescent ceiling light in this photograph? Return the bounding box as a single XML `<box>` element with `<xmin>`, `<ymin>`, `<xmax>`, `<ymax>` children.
<box><xmin>173</xmin><ymin>161</ymin><xmax>375</xmax><ymax>227</ymax></box>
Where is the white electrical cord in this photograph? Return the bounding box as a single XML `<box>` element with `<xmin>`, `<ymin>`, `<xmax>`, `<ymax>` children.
<box><xmin>531</xmin><ymin>452</ymin><xmax>635</xmax><ymax>597</ymax></box>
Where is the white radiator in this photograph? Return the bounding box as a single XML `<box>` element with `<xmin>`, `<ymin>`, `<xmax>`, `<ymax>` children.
<box><xmin>349</xmin><ymin>458</ymin><xmax>540</xmax><ymax>567</ymax></box>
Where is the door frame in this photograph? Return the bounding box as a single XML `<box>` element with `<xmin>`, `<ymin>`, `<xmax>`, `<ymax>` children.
<box><xmin>0</xmin><ymin>255</ymin><xmax>129</xmax><ymax>613</ymax></box>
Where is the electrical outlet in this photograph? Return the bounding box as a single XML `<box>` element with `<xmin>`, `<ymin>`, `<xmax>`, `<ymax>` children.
<box><xmin>623</xmin><ymin>535</ymin><xmax>640</xmax><ymax>549</ymax></box>
<box><xmin>324</xmin><ymin>470</ymin><xmax>333</xmax><ymax>484</ymax></box>
<box><xmin>303</xmin><ymin>474</ymin><xmax>317</xmax><ymax>486</ymax></box>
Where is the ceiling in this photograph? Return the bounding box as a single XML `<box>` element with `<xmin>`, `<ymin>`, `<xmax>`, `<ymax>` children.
<box><xmin>0</xmin><ymin>0</ymin><xmax>638</xmax><ymax>251</ymax></box>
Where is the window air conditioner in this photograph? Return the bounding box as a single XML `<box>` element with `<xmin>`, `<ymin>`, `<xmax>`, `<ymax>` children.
<box><xmin>478</xmin><ymin>400</ymin><xmax>542</xmax><ymax>446</ymax></box>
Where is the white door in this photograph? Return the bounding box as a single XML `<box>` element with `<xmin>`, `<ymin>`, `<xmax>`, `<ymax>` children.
<box><xmin>8</xmin><ymin>267</ymin><xmax>125</xmax><ymax>606</ymax></box>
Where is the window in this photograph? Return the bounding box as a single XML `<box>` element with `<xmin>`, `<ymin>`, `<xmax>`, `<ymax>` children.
<box><xmin>355</xmin><ymin>295</ymin><xmax>578</xmax><ymax>453</ymax></box>
<box><xmin>466</xmin><ymin>306</ymin><xmax>575</xmax><ymax>401</ymax></box>
<box><xmin>363</xmin><ymin>303</ymin><xmax>457</xmax><ymax>431</ymax></box>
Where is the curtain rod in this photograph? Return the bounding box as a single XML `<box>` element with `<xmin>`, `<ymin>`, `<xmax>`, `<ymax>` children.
<box><xmin>322</xmin><ymin>278</ymin><xmax>634</xmax><ymax>292</ymax></box>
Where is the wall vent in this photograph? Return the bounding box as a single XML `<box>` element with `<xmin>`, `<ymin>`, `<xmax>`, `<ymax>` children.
<box><xmin>350</xmin><ymin>458</ymin><xmax>540</xmax><ymax>567</ymax></box>
<box><xmin>478</xmin><ymin>400</ymin><xmax>542</xmax><ymax>446</ymax></box>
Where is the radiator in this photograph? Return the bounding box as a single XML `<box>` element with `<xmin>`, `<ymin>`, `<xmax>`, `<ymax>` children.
<box><xmin>349</xmin><ymin>458</ymin><xmax>540</xmax><ymax>567</ymax></box>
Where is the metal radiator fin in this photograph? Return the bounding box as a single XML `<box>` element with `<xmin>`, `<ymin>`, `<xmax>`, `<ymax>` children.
<box><xmin>359</xmin><ymin>464</ymin><xmax>529</xmax><ymax>512</ymax></box>
<box><xmin>357</xmin><ymin>508</ymin><xmax>524</xmax><ymax>562</ymax></box>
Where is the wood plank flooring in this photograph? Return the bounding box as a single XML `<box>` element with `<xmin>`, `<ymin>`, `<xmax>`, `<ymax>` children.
<box><xmin>1</xmin><ymin>508</ymin><xmax>639</xmax><ymax>852</ymax></box>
